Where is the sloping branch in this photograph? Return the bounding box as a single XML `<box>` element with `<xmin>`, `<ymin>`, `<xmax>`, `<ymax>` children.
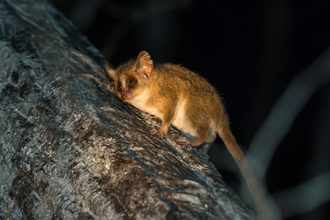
<box><xmin>0</xmin><ymin>0</ymin><xmax>258</xmax><ymax>219</ymax></box>
<box><xmin>247</xmin><ymin>47</ymin><xmax>330</xmax><ymax>178</ymax></box>
<box><xmin>273</xmin><ymin>171</ymin><xmax>330</xmax><ymax>219</ymax></box>
<box><xmin>245</xmin><ymin>33</ymin><xmax>330</xmax><ymax>220</ymax></box>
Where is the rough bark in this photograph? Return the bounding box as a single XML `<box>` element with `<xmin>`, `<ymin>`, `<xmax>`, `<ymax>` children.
<box><xmin>0</xmin><ymin>0</ymin><xmax>258</xmax><ymax>219</ymax></box>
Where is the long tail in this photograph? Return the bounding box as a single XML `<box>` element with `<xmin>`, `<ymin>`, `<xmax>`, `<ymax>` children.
<box><xmin>218</xmin><ymin>124</ymin><xmax>271</xmax><ymax>220</ymax></box>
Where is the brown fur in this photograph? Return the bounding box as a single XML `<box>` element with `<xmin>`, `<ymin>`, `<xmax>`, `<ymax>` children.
<box><xmin>107</xmin><ymin>52</ymin><xmax>243</xmax><ymax>160</ymax></box>
<box><xmin>106</xmin><ymin>51</ymin><xmax>271</xmax><ymax>219</ymax></box>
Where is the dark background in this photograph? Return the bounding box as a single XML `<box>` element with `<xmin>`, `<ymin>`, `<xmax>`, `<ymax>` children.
<box><xmin>51</xmin><ymin>0</ymin><xmax>330</xmax><ymax>219</ymax></box>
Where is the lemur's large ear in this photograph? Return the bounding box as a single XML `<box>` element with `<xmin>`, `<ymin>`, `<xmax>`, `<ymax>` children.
<box><xmin>135</xmin><ymin>51</ymin><xmax>153</xmax><ymax>79</ymax></box>
<box><xmin>105</xmin><ymin>62</ymin><xmax>116</xmax><ymax>78</ymax></box>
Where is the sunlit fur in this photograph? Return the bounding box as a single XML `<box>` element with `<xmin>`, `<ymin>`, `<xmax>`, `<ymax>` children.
<box><xmin>105</xmin><ymin>51</ymin><xmax>271</xmax><ymax>219</ymax></box>
<box><xmin>106</xmin><ymin>52</ymin><xmax>239</xmax><ymax>159</ymax></box>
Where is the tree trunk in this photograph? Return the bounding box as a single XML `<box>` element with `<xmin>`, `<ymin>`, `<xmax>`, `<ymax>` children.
<box><xmin>0</xmin><ymin>0</ymin><xmax>258</xmax><ymax>219</ymax></box>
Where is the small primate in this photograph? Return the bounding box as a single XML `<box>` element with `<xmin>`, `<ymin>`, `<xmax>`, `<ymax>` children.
<box><xmin>105</xmin><ymin>51</ymin><xmax>270</xmax><ymax>220</ymax></box>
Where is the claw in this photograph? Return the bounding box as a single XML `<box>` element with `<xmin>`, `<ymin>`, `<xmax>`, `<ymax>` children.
<box><xmin>198</xmin><ymin>143</ymin><xmax>211</xmax><ymax>160</ymax></box>
<box><xmin>107</xmin><ymin>84</ymin><xmax>114</xmax><ymax>91</ymax></box>
<box><xmin>149</xmin><ymin>128</ymin><xmax>158</xmax><ymax>135</ymax></box>
<box><xmin>149</xmin><ymin>128</ymin><xmax>164</xmax><ymax>138</ymax></box>
<box><xmin>176</xmin><ymin>137</ymin><xmax>191</xmax><ymax>145</ymax></box>
<box><xmin>177</xmin><ymin>137</ymin><xmax>210</xmax><ymax>160</ymax></box>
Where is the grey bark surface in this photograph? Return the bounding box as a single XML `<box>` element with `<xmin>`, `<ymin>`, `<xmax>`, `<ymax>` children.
<box><xmin>0</xmin><ymin>0</ymin><xmax>258</xmax><ymax>219</ymax></box>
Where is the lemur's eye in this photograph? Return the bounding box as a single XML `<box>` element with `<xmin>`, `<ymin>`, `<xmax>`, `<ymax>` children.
<box><xmin>128</xmin><ymin>77</ymin><xmax>137</xmax><ymax>88</ymax></box>
<box><xmin>117</xmin><ymin>82</ymin><xmax>123</xmax><ymax>92</ymax></box>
